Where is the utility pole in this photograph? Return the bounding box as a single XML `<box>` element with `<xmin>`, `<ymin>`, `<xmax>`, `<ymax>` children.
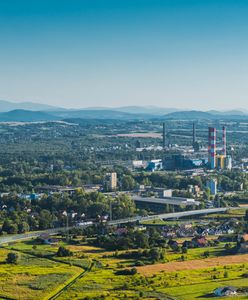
<box><xmin>62</xmin><ymin>210</ymin><xmax>69</xmax><ymax>242</ymax></box>
<box><xmin>66</xmin><ymin>213</ymin><xmax>69</xmax><ymax>242</ymax></box>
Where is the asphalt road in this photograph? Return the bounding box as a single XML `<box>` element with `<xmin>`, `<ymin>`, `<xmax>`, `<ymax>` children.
<box><xmin>108</xmin><ymin>207</ymin><xmax>230</xmax><ymax>225</ymax></box>
<box><xmin>0</xmin><ymin>207</ymin><xmax>237</xmax><ymax>245</ymax></box>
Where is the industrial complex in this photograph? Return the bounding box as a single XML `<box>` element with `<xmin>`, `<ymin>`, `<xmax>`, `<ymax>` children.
<box><xmin>158</xmin><ymin>123</ymin><xmax>233</xmax><ymax>171</ymax></box>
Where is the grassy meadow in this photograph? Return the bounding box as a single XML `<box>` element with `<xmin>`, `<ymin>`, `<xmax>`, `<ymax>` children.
<box><xmin>0</xmin><ymin>247</ymin><xmax>81</xmax><ymax>300</ymax></box>
<box><xmin>0</xmin><ymin>237</ymin><xmax>247</xmax><ymax>299</ymax></box>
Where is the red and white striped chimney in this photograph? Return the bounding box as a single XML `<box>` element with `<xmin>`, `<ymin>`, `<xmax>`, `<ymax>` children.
<box><xmin>222</xmin><ymin>126</ymin><xmax>226</xmax><ymax>156</ymax></box>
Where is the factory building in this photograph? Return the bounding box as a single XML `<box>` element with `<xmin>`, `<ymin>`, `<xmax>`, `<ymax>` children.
<box><xmin>147</xmin><ymin>160</ymin><xmax>163</xmax><ymax>172</ymax></box>
<box><xmin>215</xmin><ymin>154</ymin><xmax>226</xmax><ymax>169</ymax></box>
<box><xmin>163</xmin><ymin>154</ymin><xmax>207</xmax><ymax>170</ymax></box>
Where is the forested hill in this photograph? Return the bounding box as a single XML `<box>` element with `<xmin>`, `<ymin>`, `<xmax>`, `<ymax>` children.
<box><xmin>0</xmin><ymin>108</ymin><xmax>247</xmax><ymax>122</ymax></box>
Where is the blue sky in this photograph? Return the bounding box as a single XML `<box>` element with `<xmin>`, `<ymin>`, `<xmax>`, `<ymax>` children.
<box><xmin>1</xmin><ymin>0</ymin><xmax>248</xmax><ymax>109</ymax></box>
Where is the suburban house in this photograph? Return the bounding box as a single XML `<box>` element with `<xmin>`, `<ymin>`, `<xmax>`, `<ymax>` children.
<box><xmin>114</xmin><ymin>227</ymin><xmax>129</xmax><ymax>236</ymax></box>
<box><xmin>182</xmin><ymin>236</ymin><xmax>208</xmax><ymax>248</ymax></box>
<box><xmin>214</xmin><ymin>286</ymin><xmax>237</xmax><ymax>297</ymax></box>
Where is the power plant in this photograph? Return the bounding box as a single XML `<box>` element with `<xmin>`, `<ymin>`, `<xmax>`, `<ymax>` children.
<box><xmin>160</xmin><ymin>122</ymin><xmax>232</xmax><ymax>171</ymax></box>
<box><xmin>208</xmin><ymin>126</ymin><xmax>231</xmax><ymax>170</ymax></box>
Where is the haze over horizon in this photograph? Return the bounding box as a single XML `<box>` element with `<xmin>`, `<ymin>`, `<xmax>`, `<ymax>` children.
<box><xmin>1</xmin><ymin>98</ymin><xmax>248</xmax><ymax>113</ymax></box>
<box><xmin>1</xmin><ymin>0</ymin><xmax>248</xmax><ymax>110</ymax></box>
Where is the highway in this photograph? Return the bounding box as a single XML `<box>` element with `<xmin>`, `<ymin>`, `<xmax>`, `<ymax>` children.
<box><xmin>0</xmin><ymin>207</ymin><xmax>234</xmax><ymax>245</ymax></box>
<box><xmin>108</xmin><ymin>207</ymin><xmax>230</xmax><ymax>225</ymax></box>
<box><xmin>0</xmin><ymin>226</ymin><xmax>69</xmax><ymax>245</ymax></box>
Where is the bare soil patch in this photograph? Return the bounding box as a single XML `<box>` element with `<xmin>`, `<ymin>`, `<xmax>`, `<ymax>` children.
<box><xmin>137</xmin><ymin>254</ymin><xmax>248</xmax><ymax>275</ymax></box>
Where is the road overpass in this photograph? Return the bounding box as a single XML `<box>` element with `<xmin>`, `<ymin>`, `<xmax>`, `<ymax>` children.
<box><xmin>107</xmin><ymin>207</ymin><xmax>230</xmax><ymax>225</ymax></box>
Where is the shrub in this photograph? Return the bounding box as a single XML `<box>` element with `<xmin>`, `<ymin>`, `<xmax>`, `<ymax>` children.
<box><xmin>181</xmin><ymin>247</ymin><xmax>188</xmax><ymax>254</ymax></box>
<box><xmin>57</xmin><ymin>246</ymin><xmax>73</xmax><ymax>257</ymax></box>
<box><xmin>203</xmin><ymin>251</ymin><xmax>209</xmax><ymax>258</ymax></box>
<box><xmin>134</xmin><ymin>260</ymin><xmax>145</xmax><ymax>266</ymax></box>
<box><xmin>224</xmin><ymin>271</ymin><xmax>229</xmax><ymax>278</ymax></box>
<box><xmin>6</xmin><ymin>252</ymin><xmax>18</xmax><ymax>264</ymax></box>
<box><xmin>115</xmin><ymin>268</ymin><xmax>137</xmax><ymax>275</ymax></box>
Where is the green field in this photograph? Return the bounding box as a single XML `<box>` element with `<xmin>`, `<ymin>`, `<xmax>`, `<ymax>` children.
<box><xmin>57</xmin><ymin>254</ymin><xmax>248</xmax><ymax>300</ymax></box>
<box><xmin>0</xmin><ymin>247</ymin><xmax>81</xmax><ymax>300</ymax></box>
<box><xmin>0</xmin><ymin>238</ymin><xmax>247</xmax><ymax>299</ymax></box>
<box><xmin>162</xmin><ymin>278</ymin><xmax>248</xmax><ymax>299</ymax></box>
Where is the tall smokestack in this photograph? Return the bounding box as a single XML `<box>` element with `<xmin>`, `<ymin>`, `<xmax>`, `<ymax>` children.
<box><xmin>222</xmin><ymin>126</ymin><xmax>226</xmax><ymax>156</ymax></box>
<box><xmin>208</xmin><ymin>127</ymin><xmax>216</xmax><ymax>169</ymax></box>
<box><xmin>163</xmin><ymin>122</ymin><xmax>166</xmax><ymax>148</ymax></box>
<box><xmin>193</xmin><ymin>122</ymin><xmax>196</xmax><ymax>147</ymax></box>
<box><xmin>208</xmin><ymin>127</ymin><xmax>211</xmax><ymax>159</ymax></box>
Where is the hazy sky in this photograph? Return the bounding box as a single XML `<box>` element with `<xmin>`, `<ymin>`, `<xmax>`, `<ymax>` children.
<box><xmin>1</xmin><ymin>0</ymin><xmax>248</xmax><ymax>110</ymax></box>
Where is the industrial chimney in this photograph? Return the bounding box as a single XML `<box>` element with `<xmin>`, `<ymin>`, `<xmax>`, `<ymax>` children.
<box><xmin>163</xmin><ymin>122</ymin><xmax>166</xmax><ymax>148</ymax></box>
<box><xmin>222</xmin><ymin>126</ymin><xmax>227</xmax><ymax>156</ymax></box>
<box><xmin>193</xmin><ymin>122</ymin><xmax>196</xmax><ymax>147</ymax></box>
<box><xmin>208</xmin><ymin>127</ymin><xmax>216</xmax><ymax>169</ymax></box>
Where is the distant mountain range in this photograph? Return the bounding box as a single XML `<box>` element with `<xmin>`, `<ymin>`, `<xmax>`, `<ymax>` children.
<box><xmin>0</xmin><ymin>110</ymin><xmax>58</xmax><ymax>122</ymax></box>
<box><xmin>162</xmin><ymin>110</ymin><xmax>248</xmax><ymax>120</ymax></box>
<box><xmin>82</xmin><ymin>106</ymin><xmax>181</xmax><ymax>115</ymax></box>
<box><xmin>0</xmin><ymin>100</ymin><xmax>247</xmax><ymax>122</ymax></box>
<box><xmin>0</xmin><ymin>100</ymin><xmax>180</xmax><ymax>114</ymax></box>
<box><xmin>0</xmin><ymin>99</ymin><xmax>64</xmax><ymax>112</ymax></box>
<box><xmin>0</xmin><ymin>109</ymin><xmax>151</xmax><ymax>122</ymax></box>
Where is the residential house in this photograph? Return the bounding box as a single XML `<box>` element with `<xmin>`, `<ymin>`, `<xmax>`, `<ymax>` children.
<box><xmin>214</xmin><ymin>286</ymin><xmax>237</xmax><ymax>297</ymax></box>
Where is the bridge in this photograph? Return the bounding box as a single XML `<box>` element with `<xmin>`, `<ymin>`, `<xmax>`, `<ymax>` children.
<box><xmin>108</xmin><ymin>207</ymin><xmax>229</xmax><ymax>225</ymax></box>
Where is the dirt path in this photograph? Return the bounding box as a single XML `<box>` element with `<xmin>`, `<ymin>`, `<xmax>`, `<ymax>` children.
<box><xmin>137</xmin><ymin>253</ymin><xmax>248</xmax><ymax>275</ymax></box>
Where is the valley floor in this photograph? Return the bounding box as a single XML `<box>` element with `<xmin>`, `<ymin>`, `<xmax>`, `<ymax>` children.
<box><xmin>0</xmin><ymin>238</ymin><xmax>247</xmax><ymax>300</ymax></box>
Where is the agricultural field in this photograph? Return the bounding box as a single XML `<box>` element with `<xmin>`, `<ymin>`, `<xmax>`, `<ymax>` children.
<box><xmin>0</xmin><ymin>237</ymin><xmax>248</xmax><ymax>299</ymax></box>
<box><xmin>137</xmin><ymin>254</ymin><xmax>248</xmax><ymax>273</ymax></box>
<box><xmin>56</xmin><ymin>245</ymin><xmax>248</xmax><ymax>300</ymax></box>
<box><xmin>160</xmin><ymin>276</ymin><xmax>248</xmax><ymax>300</ymax></box>
<box><xmin>0</xmin><ymin>247</ymin><xmax>82</xmax><ymax>300</ymax></box>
